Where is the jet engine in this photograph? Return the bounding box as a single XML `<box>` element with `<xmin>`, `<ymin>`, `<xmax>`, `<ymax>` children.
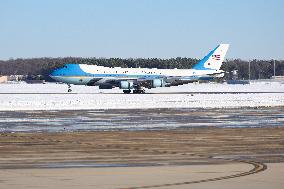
<box><xmin>151</xmin><ymin>79</ymin><xmax>165</xmax><ymax>88</ymax></box>
<box><xmin>120</xmin><ymin>81</ymin><xmax>134</xmax><ymax>89</ymax></box>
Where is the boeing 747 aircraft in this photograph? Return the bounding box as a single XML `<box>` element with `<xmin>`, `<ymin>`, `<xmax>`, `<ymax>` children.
<box><xmin>50</xmin><ymin>44</ymin><xmax>229</xmax><ymax>93</ymax></box>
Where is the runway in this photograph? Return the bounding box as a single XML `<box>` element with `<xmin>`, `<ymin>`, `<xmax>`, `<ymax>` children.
<box><xmin>0</xmin><ymin>163</ymin><xmax>274</xmax><ymax>189</ymax></box>
<box><xmin>1</xmin><ymin>107</ymin><xmax>283</xmax><ymax>188</ymax></box>
<box><xmin>0</xmin><ymin>128</ymin><xmax>283</xmax><ymax>189</ymax></box>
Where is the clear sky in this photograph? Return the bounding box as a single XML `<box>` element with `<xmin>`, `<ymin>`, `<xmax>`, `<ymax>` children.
<box><xmin>1</xmin><ymin>0</ymin><xmax>283</xmax><ymax>60</ymax></box>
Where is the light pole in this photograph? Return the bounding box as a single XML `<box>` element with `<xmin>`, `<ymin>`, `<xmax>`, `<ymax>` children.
<box><xmin>273</xmin><ymin>60</ymin><xmax>276</xmax><ymax>77</ymax></box>
<box><xmin>248</xmin><ymin>60</ymin><xmax>251</xmax><ymax>80</ymax></box>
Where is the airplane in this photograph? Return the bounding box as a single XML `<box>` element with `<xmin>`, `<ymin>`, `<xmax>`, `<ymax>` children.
<box><xmin>50</xmin><ymin>44</ymin><xmax>229</xmax><ymax>93</ymax></box>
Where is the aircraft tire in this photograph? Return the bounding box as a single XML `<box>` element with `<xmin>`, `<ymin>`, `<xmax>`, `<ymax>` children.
<box><xmin>133</xmin><ymin>90</ymin><xmax>145</xmax><ymax>94</ymax></box>
<box><xmin>123</xmin><ymin>90</ymin><xmax>131</xmax><ymax>94</ymax></box>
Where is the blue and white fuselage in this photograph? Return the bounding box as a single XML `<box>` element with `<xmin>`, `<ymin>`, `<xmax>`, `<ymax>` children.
<box><xmin>50</xmin><ymin>44</ymin><xmax>229</xmax><ymax>93</ymax></box>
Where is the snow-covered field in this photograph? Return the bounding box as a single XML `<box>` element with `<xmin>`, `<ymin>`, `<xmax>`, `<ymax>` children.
<box><xmin>0</xmin><ymin>82</ymin><xmax>284</xmax><ymax>110</ymax></box>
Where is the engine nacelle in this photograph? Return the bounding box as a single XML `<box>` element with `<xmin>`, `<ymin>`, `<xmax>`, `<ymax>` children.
<box><xmin>120</xmin><ymin>81</ymin><xmax>134</xmax><ymax>89</ymax></box>
<box><xmin>151</xmin><ymin>79</ymin><xmax>165</xmax><ymax>88</ymax></box>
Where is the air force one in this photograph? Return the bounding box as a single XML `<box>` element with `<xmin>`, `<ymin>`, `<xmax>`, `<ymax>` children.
<box><xmin>50</xmin><ymin>44</ymin><xmax>229</xmax><ymax>93</ymax></box>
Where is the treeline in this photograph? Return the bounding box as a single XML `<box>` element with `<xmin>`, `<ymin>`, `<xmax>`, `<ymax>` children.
<box><xmin>0</xmin><ymin>57</ymin><xmax>283</xmax><ymax>81</ymax></box>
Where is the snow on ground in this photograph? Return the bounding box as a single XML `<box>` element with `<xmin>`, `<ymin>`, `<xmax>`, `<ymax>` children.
<box><xmin>1</xmin><ymin>81</ymin><xmax>284</xmax><ymax>93</ymax></box>
<box><xmin>0</xmin><ymin>82</ymin><xmax>284</xmax><ymax>110</ymax></box>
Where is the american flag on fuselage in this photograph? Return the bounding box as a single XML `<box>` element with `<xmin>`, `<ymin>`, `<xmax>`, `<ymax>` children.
<box><xmin>212</xmin><ymin>54</ymin><xmax>221</xmax><ymax>60</ymax></box>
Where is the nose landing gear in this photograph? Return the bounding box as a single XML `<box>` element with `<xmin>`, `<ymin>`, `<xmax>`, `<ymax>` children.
<box><xmin>67</xmin><ymin>84</ymin><xmax>72</xmax><ymax>92</ymax></box>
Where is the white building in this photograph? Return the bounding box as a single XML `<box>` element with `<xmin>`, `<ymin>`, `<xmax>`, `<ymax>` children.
<box><xmin>0</xmin><ymin>76</ymin><xmax>8</xmax><ymax>83</ymax></box>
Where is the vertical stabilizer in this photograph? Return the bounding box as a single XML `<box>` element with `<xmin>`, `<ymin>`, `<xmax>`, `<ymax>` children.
<box><xmin>193</xmin><ymin>44</ymin><xmax>229</xmax><ymax>70</ymax></box>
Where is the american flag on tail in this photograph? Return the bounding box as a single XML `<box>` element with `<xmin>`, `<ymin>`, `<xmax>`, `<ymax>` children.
<box><xmin>212</xmin><ymin>54</ymin><xmax>221</xmax><ymax>60</ymax></box>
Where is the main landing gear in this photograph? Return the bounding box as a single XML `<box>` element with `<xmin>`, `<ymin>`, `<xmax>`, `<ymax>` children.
<box><xmin>123</xmin><ymin>90</ymin><xmax>131</xmax><ymax>94</ymax></box>
<box><xmin>133</xmin><ymin>89</ymin><xmax>145</xmax><ymax>94</ymax></box>
<box><xmin>123</xmin><ymin>89</ymin><xmax>145</xmax><ymax>94</ymax></box>
<box><xmin>67</xmin><ymin>84</ymin><xmax>72</xmax><ymax>93</ymax></box>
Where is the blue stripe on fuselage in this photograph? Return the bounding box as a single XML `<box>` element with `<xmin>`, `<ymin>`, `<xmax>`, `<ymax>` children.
<box><xmin>180</xmin><ymin>76</ymin><xmax>213</xmax><ymax>81</ymax></box>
